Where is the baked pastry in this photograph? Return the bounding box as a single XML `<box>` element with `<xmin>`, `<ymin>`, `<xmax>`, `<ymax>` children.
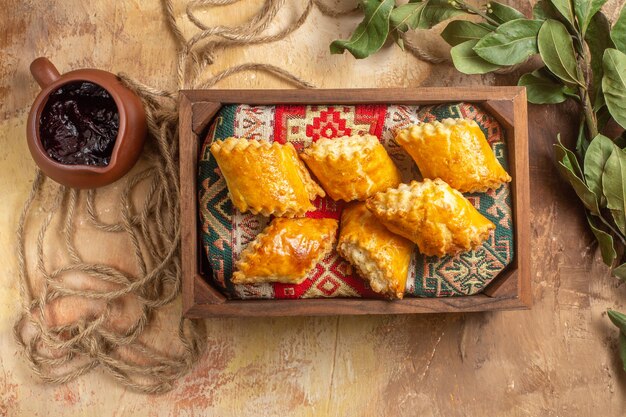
<box><xmin>301</xmin><ymin>135</ymin><xmax>402</xmax><ymax>201</ymax></box>
<box><xmin>233</xmin><ymin>217</ymin><xmax>338</xmax><ymax>284</ymax></box>
<box><xmin>337</xmin><ymin>203</ymin><xmax>414</xmax><ymax>299</ymax></box>
<box><xmin>366</xmin><ymin>178</ymin><xmax>495</xmax><ymax>257</ymax></box>
<box><xmin>210</xmin><ymin>138</ymin><xmax>325</xmax><ymax>217</ymax></box>
<box><xmin>395</xmin><ymin>118</ymin><xmax>511</xmax><ymax>193</ymax></box>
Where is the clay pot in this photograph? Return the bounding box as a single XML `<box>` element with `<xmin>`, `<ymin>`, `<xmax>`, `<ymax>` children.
<box><xmin>26</xmin><ymin>57</ymin><xmax>147</xmax><ymax>189</ymax></box>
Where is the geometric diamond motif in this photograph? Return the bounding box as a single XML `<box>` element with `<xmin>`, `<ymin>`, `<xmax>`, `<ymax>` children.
<box><xmin>198</xmin><ymin>102</ymin><xmax>514</xmax><ymax>299</ymax></box>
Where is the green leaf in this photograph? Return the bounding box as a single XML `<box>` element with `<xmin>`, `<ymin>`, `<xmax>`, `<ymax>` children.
<box><xmin>532</xmin><ymin>1</ymin><xmax>548</xmax><ymax>19</ymax></box>
<box><xmin>573</xmin><ymin>0</ymin><xmax>607</xmax><ymax>34</ymax></box>
<box><xmin>557</xmin><ymin>160</ymin><xmax>601</xmax><ymax>214</ymax></box>
<box><xmin>416</xmin><ymin>0</ymin><xmax>465</xmax><ymax>28</ymax></box>
<box><xmin>390</xmin><ymin>2</ymin><xmax>427</xmax><ymax>32</ymax></box>
<box><xmin>330</xmin><ymin>0</ymin><xmax>395</xmax><ymax>59</ymax></box>
<box><xmin>479</xmin><ymin>22</ymin><xmax>499</xmax><ymax>30</ymax></box>
<box><xmin>595</xmin><ymin>87</ymin><xmax>607</xmax><ymax>111</ymax></box>
<box><xmin>602</xmin><ymin>48</ymin><xmax>626</xmax><ymax>129</ymax></box>
<box><xmin>391</xmin><ymin>30</ymin><xmax>405</xmax><ymax>50</ymax></box>
<box><xmin>613</xmin><ymin>263</ymin><xmax>626</xmax><ymax>280</ymax></box>
<box><xmin>556</xmin><ymin>134</ymin><xmax>584</xmax><ymax>176</ymax></box>
<box><xmin>390</xmin><ymin>0</ymin><xmax>464</xmax><ymax>32</ymax></box>
<box><xmin>608</xmin><ymin>309</ymin><xmax>626</xmax><ymax>334</ymax></box>
<box><xmin>533</xmin><ymin>0</ymin><xmax>560</xmax><ymax>20</ymax></box>
<box><xmin>575</xmin><ymin>118</ymin><xmax>589</xmax><ymax>159</ymax></box>
<box><xmin>587</xmin><ymin>214</ymin><xmax>616</xmax><ymax>266</ymax></box>
<box><xmin>537</xmin><ymin>19</ymin><xmax>583</xmax><ymax>86</ymax></box>
<box><xmin>549</xmin><ymin>0</ymin><xmax>576</xmax><ymax>26</ymax></box>
<box><xmin>611</xmin><ymin>6</ymin><xmax>626</xmax><ymax>54</ymax></box>
<box><xmin>584</xmin><ymin>134</ymin><xmax>613</xmax><ymax>207</ymax></box>
<box><xmin>450</xmin><ymin>39</ymin><xmax>504</xmax><ymax>74</ymax></box>
<box><xmin>586</xmin><ymin>12</ymin><xmax>614</xmax><ymax>103</ymax></box>
<box><xmin>597</xmin><ymin>104</ymin><xmax>612</xmax><ymax>131</ymax></box>
<box><xmin>554</xmin><ymin>141</ymin><xmax>600</xmax><ymax>214</ymax></box>
<box><xmin>602</xmin><ymin>144</ymin><xmax>626</xmax><ymax>233</ymax></box>
<box><xmin>473</xmin><ymin>19</ymin><xmax>543</xmax><ymax>65</ymax></box>
<box><xmin>441</xmin><ymin>20</ymin><xmax>492</xmax><ymax>46</ymax></box>
<box><xmin>487</xmin><ymin>1</ymin><xmax>526</xmax><ymax>24</ymax></box>
<box><xmin>518</xmin><ymin>68</ymin><xmax>573</xmax><ymax>104</ymax></box>
<box><xmin>608</xmin><ymin>309</ymin><xmax>626</xmax><ymax>371</ymax></box>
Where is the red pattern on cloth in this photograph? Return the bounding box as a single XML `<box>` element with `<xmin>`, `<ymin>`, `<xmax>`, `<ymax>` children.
<box><xmin>198</xmin><ymin>103</ymin><xmax>513</xmax><ymax>299</ymax></box>
<box><xmin>269</xmin><ymin>104</ymin><xmax>389</xmax><ymax>299</ymax></box>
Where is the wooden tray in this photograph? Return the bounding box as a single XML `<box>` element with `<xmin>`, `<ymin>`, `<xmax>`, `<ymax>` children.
<box><xmin>179</xmin><ymin>88</ymin><xmax>531</xmax><ymax>318</ymax></box>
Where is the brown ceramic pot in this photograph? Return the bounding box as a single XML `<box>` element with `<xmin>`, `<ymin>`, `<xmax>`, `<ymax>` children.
<box><xmin>26</xmin><ymin>57</ymin><xmax>147</xmax><ymax>189</ymax></box>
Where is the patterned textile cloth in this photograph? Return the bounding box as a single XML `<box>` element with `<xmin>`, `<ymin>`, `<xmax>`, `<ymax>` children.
<box><xmin>197</xmin><ymin>103</ymin><xmax>514</xmax><ymax>299</ymax></box>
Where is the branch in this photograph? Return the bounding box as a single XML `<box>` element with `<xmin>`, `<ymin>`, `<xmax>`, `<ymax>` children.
<box><xmin>451</xmin><ymin>0</ymin><xmax>500</xmax><ymax>26</ymax></box>
<box><xmin>576</xmin><ymin>44</ymin><xmax>599</xmax><ymax>139</ymax></box>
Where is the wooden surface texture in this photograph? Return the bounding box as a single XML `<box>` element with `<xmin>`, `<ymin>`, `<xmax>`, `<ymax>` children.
<box><xmin>180</xmin><ymin>88</ymin><xmax>531</xmax><ymax>316</ymax></box>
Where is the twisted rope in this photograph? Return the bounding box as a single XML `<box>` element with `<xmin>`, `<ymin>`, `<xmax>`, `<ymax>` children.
<box><xmin>14</xmin><ymin>83</ymin><xmax>203</xmax><ymax>393</ymax></box>
<box><xmin>14</xmin><ymin>0</ymin><xmax>512</xmax><ymax>394</ymax></box>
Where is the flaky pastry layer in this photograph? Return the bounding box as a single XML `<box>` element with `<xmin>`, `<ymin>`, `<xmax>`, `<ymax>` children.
<box><xmin>301</xmin><ymin>135</ymin><xmax>402</xmax><ymax>202</ymax></box>
<box><xmin>366</xmin><ymin>178</ymin><xmax>495</xmax><ymax>257</ymax></box>
<box><xmin>233</xmin><ymin>217</ymin><xmax>338</xmax><ymax>284</ymax></box>
<box><xmin>337</xmin><ymin>203</ymin><xmax>414</xmax><ymax>299</ymax></box>
<box><xmin>210</xmin><ymin>137</ymin><xmax>325</xmax><ymax>217</ymax></box>
<box><xmin>395</xmin><ymin>118</ymin><xmax>511</xmax><ymax>193</ymax></box>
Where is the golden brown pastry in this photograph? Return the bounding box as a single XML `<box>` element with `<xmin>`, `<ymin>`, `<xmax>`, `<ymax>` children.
<box><xmin>337</xmin><ymin>203</ymin><xmax>414</xmax><ymax>299</ymax></box>
<box><xmin>301</xmin><ymin>135</ymin><xmax>402</xmax><ymax>201</ymax></box>
<box><xmin>366</xmin><ymin>178</ymin><xmax>495</xmax><ymax>257</ymax></box>
<box><xmin>395</xmin><ymin>118</ymin><xmax>511</xmax><ymax>193</ymax></box>
<box><xmin>233</xmin><ymin>217</ymin><xmax>338</xmax><ymax>284</ymax></box>
<box><xmin>210</xmin><ymin>138</ymin><xmax>325</xmax><ymax>217</ymax></box>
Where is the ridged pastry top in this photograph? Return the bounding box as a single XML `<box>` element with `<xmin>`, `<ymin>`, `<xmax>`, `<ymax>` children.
<box><xmin>302</xmin><ymin>135</ymin><xmax>379</xmax><ymax>159</ymax></box>
<box><xmin>337</xmin><ymin>203</ymin><xmax>413</xmax><ymax>299</ymax></box>
<box><xmin>233</xmin><ymin>217</ymin><xmax>338</xmax><ymax>284</ymax></box>
<box><xmin>210</xmin><ymin>137</ymin><xmax>325</xmax><ymax>217</ymax></box>
<box><xmin>366</xmin><ymin>178</ymin><xmax>495</xmax><ymax>257</ymax></box>
<box><xmin>395</xmin><ymin>118</ymin><xmax>511</xmax><ymax>193</ymax></box>
<box><xmin>301</xmin><ymin>135</ymin><xmax>402</xmax><ymax>201</ymax></box>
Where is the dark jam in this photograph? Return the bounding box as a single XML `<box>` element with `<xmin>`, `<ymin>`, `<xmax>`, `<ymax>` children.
<box><xmin>39</xmin><ymin>81</ymin><xmax>119</xmax><ymax>166</ymax></box>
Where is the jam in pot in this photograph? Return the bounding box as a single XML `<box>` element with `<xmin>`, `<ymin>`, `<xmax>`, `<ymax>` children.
<box><xmin>39</xmin><ymin>81</ymin><xmax>119</xmax><ymax>166</ymax></box>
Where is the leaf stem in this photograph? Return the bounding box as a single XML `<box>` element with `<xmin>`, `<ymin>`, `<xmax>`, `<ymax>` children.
<box><xmin>574</xmin><ymin>34</ymin><xmax>586</xmax><ymax>57</ymax></box>
<box><xmin>598</xmin><ymin>213</ymin><xmax>626</xmax><ymax>246</ymax></box>
<box><xmin>580</xmin><ymin>86</ymin><xmax>599</xmax><ymax>138</ymax></box>
<box><xmin>576</xmin><ymin>40</ymin><xmax>599</xmax><ymax>139</ymax></box>
<box><xmin>453</xmin><ymin>0</ymin><xmax>500</xmax><ymax>26</ymax></box>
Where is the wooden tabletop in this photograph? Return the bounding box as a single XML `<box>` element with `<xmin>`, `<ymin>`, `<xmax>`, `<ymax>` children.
<box><xmin>2</xmin><ymin>1</ymin><xmax>625</xmax><ymax>416</ymax></box>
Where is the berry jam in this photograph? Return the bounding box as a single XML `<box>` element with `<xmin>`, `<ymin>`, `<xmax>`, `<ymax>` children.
<box><xmin>39</xmin><ymin>81</ymin><xmax>119</xmax><ymax>166</ymax></box>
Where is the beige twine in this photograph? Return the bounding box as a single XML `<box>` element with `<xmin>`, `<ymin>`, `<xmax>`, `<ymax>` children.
<box><xmin>13</xmin><ymin>0</ymin><xmax>512</xmax><ymax>394</ymax></box>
